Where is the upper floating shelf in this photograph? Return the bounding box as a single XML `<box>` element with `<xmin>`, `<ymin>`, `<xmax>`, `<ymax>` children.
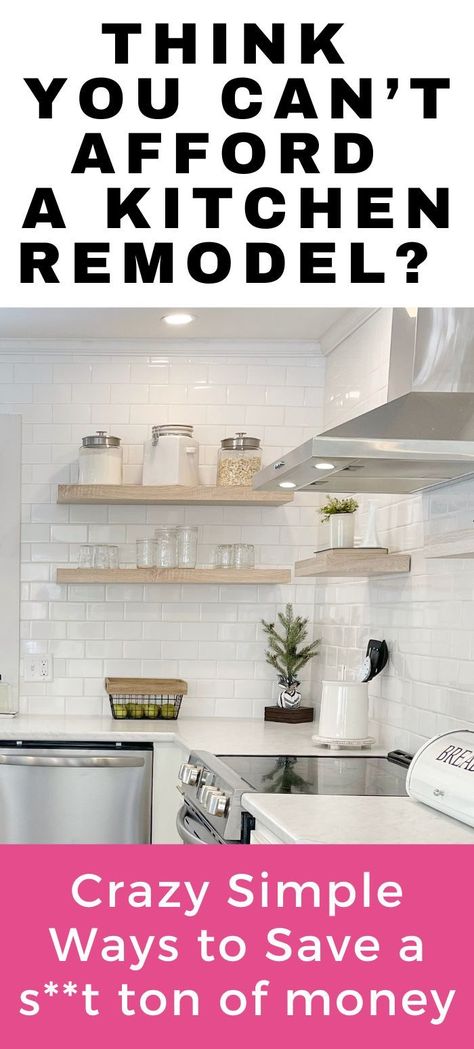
<box><xmin>57</xmin><ymin>484</ymin><xmax>293</xmax><ymax>507</ymax></box>
<box><xmin>295</xmin><ymin>548</ymin><xmax>411</xmax><ymax>578</ymax></box>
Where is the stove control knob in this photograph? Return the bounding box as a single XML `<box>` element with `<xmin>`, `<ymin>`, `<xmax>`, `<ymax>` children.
<box><xmin>178</xmin><ymin>763</ymin><xmax>202</xmax><ymax>786</ymax></box>
<box><xmin>206</xmin><ymin>790</ymin><xmax>229</xmax><ymax>817</ymax></box>
<box><xmin>198</xmin><ymin>784</ymin><xmax>216</xmax><ymax>806</ymax></box>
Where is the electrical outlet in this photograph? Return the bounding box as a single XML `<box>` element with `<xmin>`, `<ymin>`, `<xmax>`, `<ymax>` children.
<box><xmin>23</xmin><ymin>656</ymin><xmax>53</xmax><ymax>682</ymax></box>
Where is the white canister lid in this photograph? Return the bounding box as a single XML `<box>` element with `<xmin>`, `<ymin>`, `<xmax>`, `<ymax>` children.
<box><xmin>152</xmin><ymin>425</ymin><xmax>195</xmax><ymax>444</ymax></box>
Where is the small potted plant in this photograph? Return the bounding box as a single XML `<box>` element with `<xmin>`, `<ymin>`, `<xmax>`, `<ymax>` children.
<box><xmin>320</xmin><ymin>495</ymin><xmax>359</xmax><ymax>549</ymax></box>
<box><xmin>261</xmin><ymin>603</ymin><xmax>320</xmax><ymax>710</ymax></box>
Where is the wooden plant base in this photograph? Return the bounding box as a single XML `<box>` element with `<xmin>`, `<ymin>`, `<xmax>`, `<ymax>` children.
<box><xmin>264</xmin><ymin>706</ymin><xmax>314</xmax><ymax>724</ymax></box>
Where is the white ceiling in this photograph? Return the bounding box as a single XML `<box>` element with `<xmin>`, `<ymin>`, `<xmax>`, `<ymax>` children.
<box><xmin>0</xmin><ymin>307</ymin><xmax>354</xmax><ymax>343</ymax></box>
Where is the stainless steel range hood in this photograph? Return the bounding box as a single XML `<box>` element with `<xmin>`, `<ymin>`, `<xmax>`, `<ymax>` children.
<box><xmin>254</xmin><ymin>308</ymin><xmax>474</xmax><ymax>495</ymax></box>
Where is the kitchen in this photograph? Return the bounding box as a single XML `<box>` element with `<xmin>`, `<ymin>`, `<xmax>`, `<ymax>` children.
<box><xmin>0</xmin><ymin>305</ymin><xmax>473</xmax><ymax>845</ymax></box>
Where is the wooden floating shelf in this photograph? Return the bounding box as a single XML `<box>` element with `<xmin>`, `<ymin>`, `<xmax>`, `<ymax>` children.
<box><xmin>294</xmin><ymin>548</ymin><xmax>411</xmax><ymax>578</ymax></box>
<box><xmin>57</xmin><ymin>484</ymin><xmax>293</xmax><ymax>507</ymax></box>
<box><xmin>57</xmin><ymin>567</ymin><xmax>292</xmax><ymax>585</ymax></box>
<box><xmin>425</xmin><ymin>531</ymin><xmax>474</xmax><ymax>559</ymax></box>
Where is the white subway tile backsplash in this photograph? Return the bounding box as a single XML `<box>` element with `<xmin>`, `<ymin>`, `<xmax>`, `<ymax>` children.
<box><xmin>111</xmin><ymin>384</ymin><xmax>148</xmax><ymax>404</ymax></box>
<box><xmin>227</xmin><ymin>385</ymin><xmax>266</xmax><ymax>405</ymax></box>
<box><xmin>72</xmin><ymin>384</ymin><xmax>110</xmax><ymax>404</ymax></box>
<box><xmin>34</xmin><ymin>384</ymin><xmax>71</xmax><ymax>404</ymax></box>
<box><xmin>4</xmin><ymin>346</ymin><xmax>329</xmax><ymax>716</ymax></box>
<box><xmin>90</xmin><ymin>404</ymin><xmax>131</xmax><ymax>425</ymax></box>
<box><xmin>0</xmin><ymin>384</ymin><xmax>33</xmax><ymax>403</ymax></box>
<box><xmin>92</xmin><ymin>361</ymin><xmax>131</xmax><ymax>384</ymax></box>
<box><xmin>53</xmin><ymin>363</ymin><xmax>93</xmax><ymax>383</ymax></box>
<box><xmin>68</xmin><ymin>622</ymin><xmax>105</xmax><ymax>639</ymax></box>
<box><xmin>315</xmin><ymin>316</ymin><xmax>474</xmax><ymax>744</ymax></box>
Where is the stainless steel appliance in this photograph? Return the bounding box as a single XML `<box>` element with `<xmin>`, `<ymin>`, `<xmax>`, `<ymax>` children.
<box><xmin>177</xmin><ymin>750</ymin><xmax>411</xmax><ymax>844</ymax></box>
<box><xmin>254</xmin><ymin>307</ymin><xmax>474</xmax><ymax>494</ymax></box>
<box><xmin>0</xmin><ymin>741</ymin><xmax>153</xmax><ymax>843</ymax></box>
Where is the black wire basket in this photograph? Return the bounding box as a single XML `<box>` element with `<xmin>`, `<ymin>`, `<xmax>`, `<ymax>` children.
<box><xmin>105</xmin><ymin>678</ymin><xmax>187</xmax><ymax>721</ymax></box>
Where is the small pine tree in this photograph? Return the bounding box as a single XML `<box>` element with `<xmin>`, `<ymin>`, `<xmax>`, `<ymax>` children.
<box><xmin>261</xmin><ymin>603</ymin><xmax>320</xmax><ymax>687</ymax></box>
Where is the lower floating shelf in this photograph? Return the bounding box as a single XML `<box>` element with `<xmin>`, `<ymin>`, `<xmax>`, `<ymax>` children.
<box><xmin>294</xmin><ymin>548</ymin><xmax>411</xmax><ymax>578</ymax></box>
<box><xmin>424</xmin><ymin>531</ymin><xmax>474</xmax><ymax>559</ymax></box>
<box><xmin>56</xmin><ymin>567</ymin><xmax>291</xmax><ymax>585</ymax></box>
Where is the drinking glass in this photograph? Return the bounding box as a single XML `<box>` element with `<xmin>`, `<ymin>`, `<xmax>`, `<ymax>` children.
<box><xmin>215</xmin><ymin>544</ymin><xmax>235</xmax><ymax>568</ymax></box>
<box><xmin>136</xmin><ymin>538</ymin><xmax>156</xmax><ymax>568</ymax></box>
<box><xmin>79</xmin><ymin>545</ymin><xmax>93</xmax><ymax>570</ymax></box>
<box><xmin>93</xmin><ymin>545</ymin><xmax>119</xmax><ymax>569</ymax></box>
<box><xmin>107</xmin><ymin>545</ymin><xmax>119</xmax><ymax>569</ymax></box>
<box><xmin>154</xmin><ymin>527</ymin><xmax>178</xmax><ymax>568</ymax></box>
<box><xmin>233</xmin><ymin>543</ymin><xmax>255</xmax><ymax>569</ymax></box>
<box><xmin>177</xmin><ymin>526</ymin><xmax>198</xmax><ymax>568</ymax></box>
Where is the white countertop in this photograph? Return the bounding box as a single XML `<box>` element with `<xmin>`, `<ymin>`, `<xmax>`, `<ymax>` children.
<box><xmin>2</xmin><ymin>715</ymin><xmax>472</xmax><ymax>844</ymax></box>
<box><xmin>0</xmin><ymin>715</ymin><xmax>387</xmax><ymax>757</ymax></box>
<box><xmin>243</xmin><ymin>793</ymin><xmax>474</xmax><ymax>844</ymax></box>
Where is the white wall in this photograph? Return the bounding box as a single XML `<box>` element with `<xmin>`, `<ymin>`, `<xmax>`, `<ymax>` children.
<box><xmin>0</xmin><ymin>343</ymin><xmax>324</xmax><ymax>718</ymax></box>
<box><xmin>323</xmin><ymin>309</ymin><xmax>393</xmax><ymax>431</ymax></box>
<box><xmin>0</xmin><ymin>415</ymin><xmax>21</xmax><ymax>706</ymax></box>
<box><xmin>315</xmin><ymin>311</ymin><xmax>474</xmax><ymax>754</ymax></box>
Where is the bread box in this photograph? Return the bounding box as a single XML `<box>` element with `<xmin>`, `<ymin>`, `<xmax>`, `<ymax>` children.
<box><xmin>407</xmin><ymin>730</ymin><xmax>474</xmax><ymax>826</ymax></box>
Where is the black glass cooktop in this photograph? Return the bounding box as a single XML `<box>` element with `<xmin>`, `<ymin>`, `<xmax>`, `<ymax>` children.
<box><xmin>218</xmin><ymin>755</ymin><xmax>409</xmax><ymax>797</ymax></box>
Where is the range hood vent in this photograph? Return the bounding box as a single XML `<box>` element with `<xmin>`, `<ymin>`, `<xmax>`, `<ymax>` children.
<box><xmin>254</xmin><ymin>308</ymin><xmax>474</xmax><ymax>495</ymax></box>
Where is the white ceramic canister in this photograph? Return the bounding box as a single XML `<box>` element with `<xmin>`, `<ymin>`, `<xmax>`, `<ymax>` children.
<box><xmin>79</xmin><ymin>432</ymin><xmax>123</xmax><ymax>484</ymax></box>
<box><xmin>329</xmin><ymin>512</ymin><xmax>355</xmax><ymax>549</ymax></box>
<box><xmin>318</xmin><ymin>680</ymin><xmax>369</xmax><ymax>740</ymax></box>
<box><xmin>142</xmin><ymin>425</ymin><xmax>199</xmax><ymax>486</ymax></box>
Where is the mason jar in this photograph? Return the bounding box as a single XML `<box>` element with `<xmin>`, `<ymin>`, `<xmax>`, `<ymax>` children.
<box><xmin>176</xmin><ymin>526</ymin><xmax>198</xmax><ymax>568</ymax></box>
<box><xmin>154</xmin><ymin>526</ymin><xmax>178</xmax><ymax>568</ymax></box>
<box><xmin>217</xmin><ymin>433</ymin><xmax>262</xmax><ymax>487</ymax></box>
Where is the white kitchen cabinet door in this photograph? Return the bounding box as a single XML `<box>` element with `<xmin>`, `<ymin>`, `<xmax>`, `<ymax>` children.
<box><xmin>250</xmin><ymin>824</ymin><xmax>285</xmax><ymax>845</ymax></box>
<box><xmin>0</xmin><ymin>415</ymin><xmax>21</xmax><ymax>709</ymax></box>
<box><xmin>152</xmin><ymin>742</ymin><xmax>190</xmax><ymax>843</ymax></box>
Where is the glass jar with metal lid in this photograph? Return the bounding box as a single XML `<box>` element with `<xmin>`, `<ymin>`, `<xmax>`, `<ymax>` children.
<box><xmin>142</xmin><ymin>424</ymin><xmax>199</xmax><ymax>486</ymax></box>
<box><xmin>78</xmin><ymin>431</ymin><xmax>123</xmax><ymax>484</ymax></box>
<box><xmin>217</xmin><ymin>432</ymin><xmax>262</xmax><ymax>487</ymax></box>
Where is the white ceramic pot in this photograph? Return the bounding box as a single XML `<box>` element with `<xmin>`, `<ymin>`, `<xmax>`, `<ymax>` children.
<box><xmin>329</xmin><ymin>513</ymin><xmax>355</xmax><ymax>548</ymax></box>
<box><xmin>318</xmin><ymin>680</ymin><xmax>369</xmax><ymax>740</ymax></box>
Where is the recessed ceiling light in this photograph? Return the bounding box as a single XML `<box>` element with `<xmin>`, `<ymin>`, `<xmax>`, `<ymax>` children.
<box><xmin>162</xmin><ymin>313</ymin><xmax>195</xmax><ymax>326</ymax></box>
<box><xmin>279</xmin><ymin>481</ymin><xmax>296</xmax><ymax>489</ymax></box>
<box><xmin>314</xmin><ymin>462</ymin><xmax>335</xmax><ymax>471</ymax></box>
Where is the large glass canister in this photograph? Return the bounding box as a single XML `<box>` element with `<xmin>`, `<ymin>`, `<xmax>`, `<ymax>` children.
<box><xmin>79</xmin><ymin>431</ymin><xmax>123</xmax><ymax>484</ymax></box>
<box><xmin>217</xmin><ymin>432</ymin><xmax>262</xmax><ymax>487</ymax></box>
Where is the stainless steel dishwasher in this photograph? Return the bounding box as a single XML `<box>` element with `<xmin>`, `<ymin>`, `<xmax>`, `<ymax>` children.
<box><xmin>0</xmin><ymin>741</ymin><xmax>153</xmax><ymax>843</ymax></box>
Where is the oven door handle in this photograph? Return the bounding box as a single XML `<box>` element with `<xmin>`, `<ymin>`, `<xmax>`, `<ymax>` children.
<box><xmin>0</xmin><ymin>754</ymin><xmax>145</xmax><ymax>768</ymax></box>
<box><xmin>176</xmin><ymin>805</ymin><xmax>211</xmax><ymax>844</ymax></box>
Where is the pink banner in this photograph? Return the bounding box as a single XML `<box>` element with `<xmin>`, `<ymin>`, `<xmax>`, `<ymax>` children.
<box><xmin>1</xmin><ymin>845</ymin><xmax>470</xmax><ymax>1046</ymax></box>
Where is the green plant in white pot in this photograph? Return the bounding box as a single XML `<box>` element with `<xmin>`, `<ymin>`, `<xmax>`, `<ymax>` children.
<box><xmin>320</xmin><ymin>495</ymin><xmax>359</xmax><ymax>549</ymax></box>
<box><xmin>261</xmin><ymin>603</ymin><xmax>320</xmax><ymax>709</ymax></box>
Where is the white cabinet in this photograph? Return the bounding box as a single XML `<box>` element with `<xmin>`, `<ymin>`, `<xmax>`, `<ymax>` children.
<box><xmin>250</xmin><ymin>823</ymin><xmax>285</xmax><ymax>845</ymax></box>
<box><xmin>152</xmin><ymin>741</ymin><xmax>189</xmax><ymax>843</ymax></box>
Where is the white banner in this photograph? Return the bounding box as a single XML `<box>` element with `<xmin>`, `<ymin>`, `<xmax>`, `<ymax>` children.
<box><xmin>0</xmin><ymin>0</ymin><xmax>471</xmax><ymax>305</ymax></box>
